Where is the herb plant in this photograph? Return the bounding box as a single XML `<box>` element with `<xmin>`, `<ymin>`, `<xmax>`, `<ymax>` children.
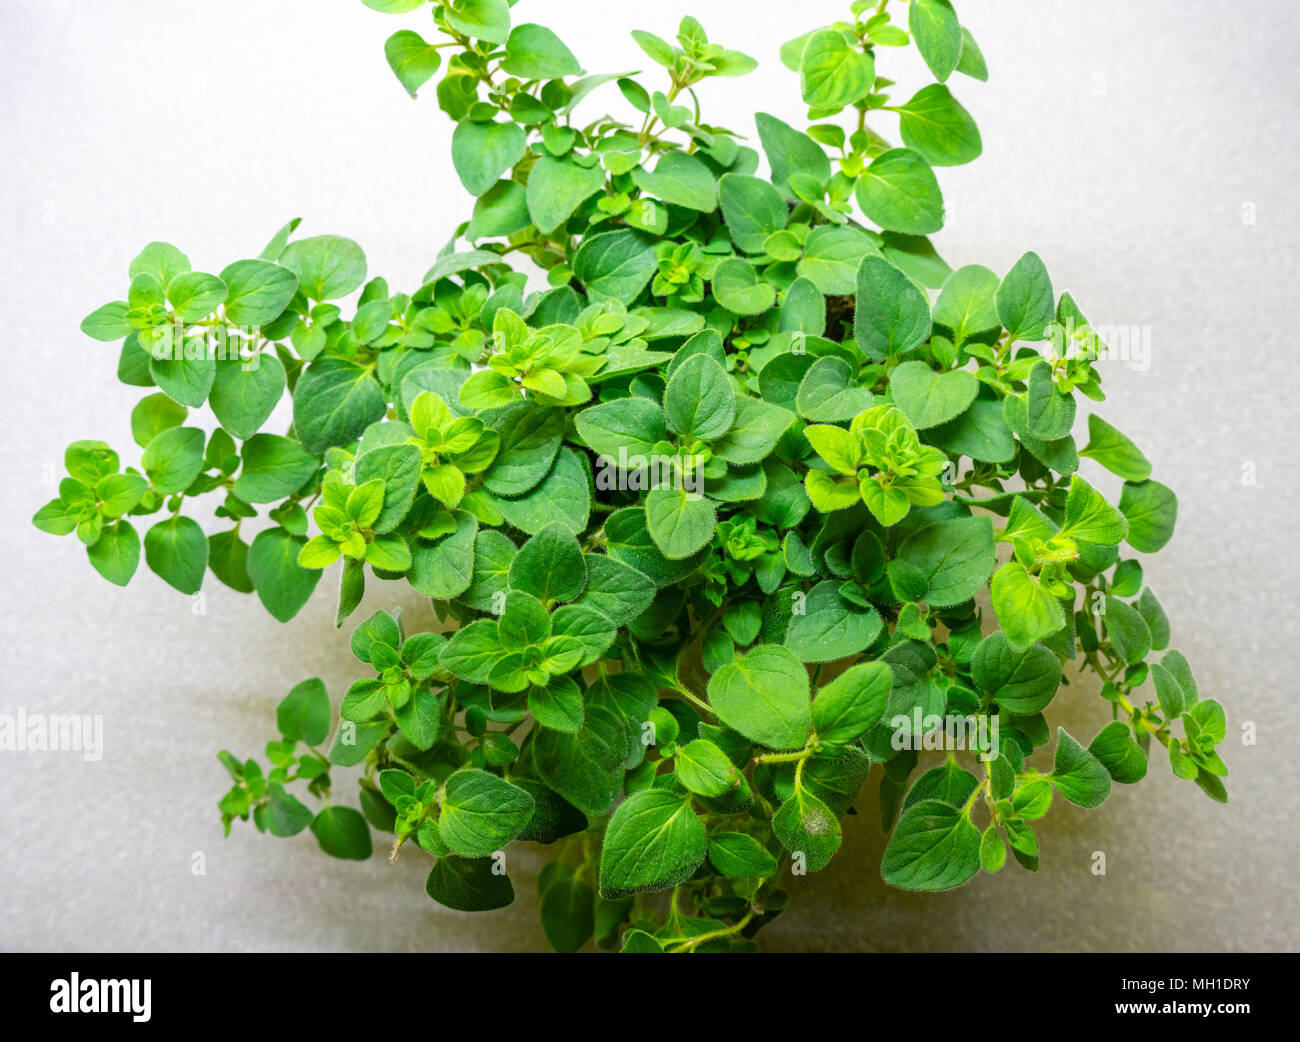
<box><xmin>36</xmin><ymin>0</ymin><xmax>1227</xmax><ymax>953</ymax></box>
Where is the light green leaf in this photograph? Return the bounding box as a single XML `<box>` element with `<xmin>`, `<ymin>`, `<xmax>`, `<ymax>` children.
<box><xmin>1119</xmin><ymin>479</ymin><xmax>1178</xmax><ymax>553</ymax></box>
<box><xmin>856</xmin><ymin>148</ymin><xmax>944</xmax><ymax>235</ymax></box>
<box><xmin>909</xmin><ymin>0</ymin><xmax>962</xmax><ymax>82</ymax></box>
<box><xmin>502</xmin><ymin>23</ymin><xmax>581</xmax><ymax>79</ymax></box>
<box><xmin>526</xmin><ymin>156</ymin><xmax>605</xmax><ymax>233</ymax></box>
<box><xmin>599</xmin><ymin>789</ymin><xmax>707</xmax><ymax>898</ymax></box>
<box><xmin>707</xmin><ymin>644</ymin><xmax>811</xmax><ymax>751</ymax></box>
<box><xmin>439</xmin><ymin>769</ymin><xmax>536</xmax><ymax>857</ymax></box>
<box><xmin>990</xmin><ymin>561</ymin><xmax>1064</xmax><ymax>651</ymax></box>
<box><xmin>800</xmin><ymin>29</ymin><xmax>874</xmax><ymax>110</ymax></box>
<box><xmin>897</xmin><ymin>84</ymin><xmax>982</xmax><ymax>167</ymax></box>
<box><xmin>1049</xmin><ymin>728</ymin><xmax>1112</xmax><ymax>808</ymax></box>
<box><xmin>384</xmin><ymin>29</ymin><xmax>441</xmax><ymax>96</ymax></box>
<box><xmin>855</xmin><ymin>255</ymin><xmax>931</xmax><ymax>358</ymax></box>
<box><xmin>452</xmin><ymin>118</ymin><xmax>528</xmax><ymax>197</ymax></box>
<box><xmin>144</xmin><ymin>516</ymin><xmax>207</xmax><ymax>595</ymax></box>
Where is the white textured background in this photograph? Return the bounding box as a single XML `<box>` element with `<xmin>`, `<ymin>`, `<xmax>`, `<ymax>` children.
<box><xmin>2</xmin><ymin>0</ymin><xmax>1297</xmax><ymax>952</ymax></box>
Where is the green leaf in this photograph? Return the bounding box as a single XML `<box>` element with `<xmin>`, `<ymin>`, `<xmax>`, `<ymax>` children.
<box><xmin>773</xmin><ymin>786</ymin><xmax>841</xmax><ymax>871</ymax></box>
<box><xmin>956</xmin><ymin>27</ymin><xmax>988</xmax><ymax>80</ymax></box>
<box><xmin>527</xmin><ymin>156</ymin><xmax>605</xmax><ymax>233</ymax></box>
<box><xmin>909</xmin><ymin>0</ymin><xmax>962</xmax><ymax>82</ymax></box>
<box><xmin>87</xmin><ymin>521</ymin><xmax>140</xmax><ymax>586</ymax></box>
<box><xmin>353</xmin><ymin>443</ymin><xmax>421</xmax><ymax>534</ymax></box>
<box><xmin>276</xmin><ymin>678</ymin><xmax>331</xmax><ymax>746</ymax></box>
<box><xmin>444</xmin><ymin>0</ymin><xmax>510</xmax><ymax>45</ymax></box>
<box><xmin>577</xmin><ymin>397</ymin><xmax>660</xmax><ymax>454</ymax></box>
<box><xmin>509</xmin><ymin>522</ymin><xmax>587</xmax><ymax>603</ymax></box>
<box><xmin>425</xmin><ymin>855</ymin><xmax>515</xmax><ymax>911</ymax></box>
<box><xmin>439</xmin><ymin>769</ymin><xmax>536</xmax><ymax>857</ymax></box>
<box><xmin>539</xmin><ymin>874</ymin><xmax>595</xmax><ymax>953</ymax></box>
<box><xmin>797</xmin><ymin>225</ymin><xmax>877</xmax><ymax>296</ymax></box>
<box><xmin>1105</xmin><ymin>595</ymin><xmax>1152</xmax><ymax>665</ymax></box>
<box><xmin>293</xmin><ymin>358</ymin><xmax>387</xmax><ymax>455</ymax></box>
<box><xmin>1080</xmin><ymin>415</ymin><xmax>1152</xmax><ymax>482</ymax></box>
<box><xmin>310</xmin><ymin>806</ymin><xmax>373</xmax><ymax>860</ymax></box>
<box><xmin>990</xmin><ymin>562</ymin><xmax>1064</xmax><ymax>651</ymax></box>
<box><xmin>996</xmin><ymin>251</ymin><xmax>1053</xmax><ymax>343</ymax></box>
<box><xmin>219</xmin><ymin>259</ymin><xmax>297</xmax><ymax>326</ymax></box>
<box><xmin>784</xmin><ymin>581</ymin><xmax>883</xmax><ymax>663</ymax></box>
<box><xmin>799</xmin><ymin>29</ymin><xmax>874</xmax><ymax>110</ymax></box>
<box><xmin>1136</xmin><ymin>587</ymin><xmax>1171</xmax><ymax>651</ymax></box>
<box><xmin>572</xmin><ymin>229</ymin><xmax>657</xmax><ymax>304</ymax></box>
<box><xmin>576</xmin><ymin>555</ymin><xmax>657</xmax><ymax>626</ymax></box>
<box><xmin>711</xmin><ymin>396</ymin><xmax>795</xmax><ymax>465</ymax></box>
<box><xmin>1119</xmin><ymin>480</ymin><xmax>1178</xmax><ymax>553</ymax></box>
<box><xmin>811</xmin><ymin>661</ymin><xmax>892</xmax><ymax>744</ymax></box>
<box><xmin>408</xmin><ymin>510</ymin><xmax>478</xmax><ymax>599</ymax></box>
<box><xmin>535</xmin><ymin>722</ymin><xmax>624</xmax><ymax>816</ymax></box>
<box><xmin>363</xmin><ymin>0</ymin><xmax>425</xmax><ymax>12</ymax></box>
<box><xmin>711</xmin><ymin>258</ymin><xmax>776</xmax><ymax>316</ymax></box>
<box><xmin>1060</xmin><ymin>473</ymin><xmax>1128</xmax><ymax>546</ymax></box>
<box><xmin>384</xmin><ymin>29</ymin><xmax>441</xmax><ymax>96</ymax></box>
<box><xmin>144</xmin><ymin>516</ymin><xmax>207</xmax><ymax>594</ymax></box>
<box><xmin>527</xmin><ymin>676</ymin><xmax>585</xmax><ymax>733</ymax></box>
<box><xmin>482</xmin><ymin>401</ymin><xmax>564</xmax><ymax>496</ymax></box>
<box><xmin>979</xmin><ymin>826</ymin><xmax>1006</xmax><ymax>873</ymax></box>
<box><xmin>232</xmin><ymin>433</ymin><xmax>318</xmax><ymax>504</ymax></box>
<box><xmin>881</xmin><ymin>798</ymin><xmax>981</xmax><ymax>890</ymax></box>
<box><xmin>707</xmin><ymin>644</ymin><xmax>811</xmax><ymax>751</ymax></box>
<box><xmin>129</xmin><ymin>240</ymin><xmax>190</xmax><ymax>289</ymax></box>
<box><xmin>208</xmin><ymin>528</ymin><xmax>253</xmax><ymax>592</ymax></box>
<box><xmin>631</xmin><ymin>151</ymin><xmax>717</xmax><ymax>212</ymax></box>
<box><xmin>502</xmin><ymin>22</ymin><xmax>580</xmax><ymax>79</ymax></box>
<box><xmin>209</xmin><ymin>354</ymin><xmax>286</xmax><ymax>441</ymax></box>
<box><xmin>897</xmin><ymin>84</ymin><xmax>981</xmax><ymax>167</ymax></box>
<box><xmin>1088</xmin><ymin>721</ymin><xmax>1147</xmax><ymax>784</ymax></box>
<box><xmin>971</xmin><ymin>631</ymin><xmax>1061</xmax><ymax>715</ymax></box>
<box><xmin>888</xmin><ymin>360</ymin><xmax>977</xmax><ymax>429</ymax></box>
<box><xmin>599</xmin><ymin>789</ymin><xmax>707</xmax><ymax>898</ymax></box>
<box><xmin>893</xmin><ymin>516</ymin><xmax>995</xmax><ymax>607</ymax></box>
<box><xmin>933</xmin><ymin>264</ymin><xmax>1000</xmax><ymax>344</ymax></box>
<box><xmin>755</xmin><ymin>112</ymin><xmax>831</xmax><ymax>198</ymax></box>
<box><xmin>795</xmin><ymin>357</ymin><xmax>873</xmax><ymax>422</ymax></box>
<box><xmin>492</xmin><ymin>446</ymin><xmax>589</xmax><ymax>537</ymax></box>
<box><xmin>168</xmin><ymin>271</ymin><xmax>226</xmax><ymax>321</ymax></box>
<box><xmin>280</xmin><ymin>235</ymin><xmax>366</xmax><ymax>302</ymax></box>
<box><xmin>1049</xmin><ymin>727</ymin><xmax>1112</xmax><ymax>808</ymax></box>
<box><xmin>141</xmin><ymin>426</ymin><xmax>205</xmax><ymax>495</ymax></box>
<box><xmin>265</xmin><ymin>783</ymin><xmax>314</xmax><ymax>837</ymax></box>
<box><xmin>664</xmin><ymin>353</ymin><xmax>735</xmax><ymax>440</ymax></box>
<box><xmin>925</xmin><ymin>398</ymin><xmax>1015</xmax><ymax>464</ymax></box>
<box><xmin>467</xmin><ymin>180</ymin><xmax>531</xmax><ymax>240</ymax></box>
<box><xmin>856</xmin><ymin>148</ymin><xmax>944</xmax><ymax>235</ymax></box>
<box><xmin>675</xmin><ymin>739</ymin><xmax>744</xmax><ymax>798</ymax></box>
<box><xmin>855</xmin><ymin>255</ymin><xmax>931</xmax><ymax>358</ymax></box>
<box><xmin>452</xmin><ymin>118</ymin><xmax>528</xmax><ymax>196</ymax></box>
<box><xmin>719</xmin><ymin>173</ymin><xmax>788</xmax><ymax>254</ymax></box>
<box><xmin>708</xmin><ymin>832</ymin><xmax>778</xmax><ymax>878</ymax></box>
<box><xmin>247</xmin><ymin>527</ymin><xmax>322</xmax><ymax>622</ymax></box>
<box><xmin>80</xmin><ymin>301</ymin><xmax>134</xmax><ymax>341</ymax></box>
<box><xmin>644</xmin><ymin>487</ymin><xmax>717</xmax><ymax>560</ymax></box>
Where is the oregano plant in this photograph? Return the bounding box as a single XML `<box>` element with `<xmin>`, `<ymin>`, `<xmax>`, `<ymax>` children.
<box><xmin>36</xmin><ymin>0</ymin><xmax>1227</xmax><ymax>953</ymax></box>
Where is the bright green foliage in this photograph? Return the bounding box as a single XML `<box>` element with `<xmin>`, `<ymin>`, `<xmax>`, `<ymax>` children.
<box><xmin>46</xmin><ymin>0</ymin><xmax>1219</xmax><ymax>955</ymax></box>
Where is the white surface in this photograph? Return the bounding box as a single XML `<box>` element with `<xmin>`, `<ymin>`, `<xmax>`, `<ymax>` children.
<box><xmin>1</xmin><ymin>0</ymin><xmax>1296</xmax><ymax>952</ymax></box>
